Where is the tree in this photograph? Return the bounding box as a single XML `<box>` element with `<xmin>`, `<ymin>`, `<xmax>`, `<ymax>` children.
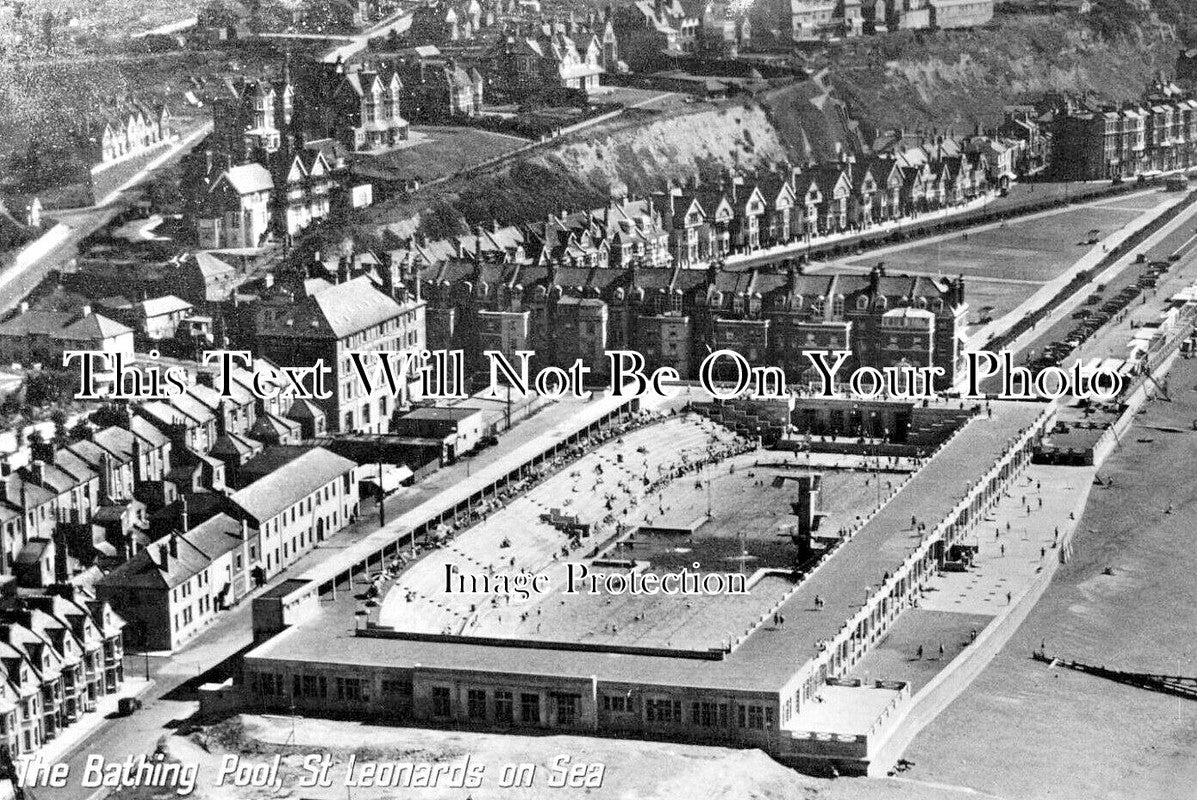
<box><xmin>23</xmin><ymin>371</ymin><xmax>58</xmax><ymax>408</ymax></box>
<box><xmin>198</xmin><ymin>0</ymin><xmax>243</xmax><ymax>29</ymax></box>
<box><xmin>91</xmin><ymin>404</ymin><xmax>130</xmax><ymax>429</ymax></box>
<box><xmin>27</xmin><ymin>429</ymin><xmax>53</xmax><ymax>462</ymax></box>
<box><xmin>51</xmin><ymin>409</ymin><xmax>67</xmax><ymax>445</ymax></box>
<box><xmin>68</xmin><ymin>420</ymin><xmax>94</xmax><ymax>442</ymax></box>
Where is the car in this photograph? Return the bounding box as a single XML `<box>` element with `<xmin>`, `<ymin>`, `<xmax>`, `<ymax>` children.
<box><xmin>1073</xmin><ymin>309</ymin><xmax>1091</xmax><ymax>319</ymax></box>
<box><xmin>117</xmin><ymin>697</ymin><xmax>142</xmax><ymax>716</ymax></box>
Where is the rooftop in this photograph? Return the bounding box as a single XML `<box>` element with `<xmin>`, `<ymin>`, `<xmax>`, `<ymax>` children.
<box><xmin>401</xmin><ymin>406</ymin><xmax>483</xmax><ymax>422</ymax></box>
<box><xmin>229</xmin><ymin>447</ymin><xmax>356</xmax><ymax>523</ymax></box>
<box><xmin>248</xmin><ymin>401</ymin><xmax>1047</xmax><ymax>692</ymax></box>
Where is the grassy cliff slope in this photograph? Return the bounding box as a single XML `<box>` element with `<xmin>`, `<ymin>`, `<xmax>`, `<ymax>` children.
<box><xmin>830</xmin><ymin>12</ymin><xmax>1180</xmax><ymax>137</ymax></box>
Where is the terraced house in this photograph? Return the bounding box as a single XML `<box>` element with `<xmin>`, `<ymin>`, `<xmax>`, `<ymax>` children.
<box><xmin>77</xmin><ymin>97</ymin><xmax>172</xmax><ymax>166</ymax></box>
<box><xmin>0</xmin><ymin>587</ymin><xmax>124</xmax><ymax>757</ymax></box>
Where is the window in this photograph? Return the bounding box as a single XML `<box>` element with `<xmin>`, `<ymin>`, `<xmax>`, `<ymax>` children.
<box><xmin>602</xmin><ymin>694</ymin><xmax>629</xmax><ymax>713</ymax></box>
<box><xmin>646</xmin><ymin>698</ymin><xmax>681</xmax><ymax>724</ymax></box>
<box><xmin>737</xmin><ymin>704</ymin><xmax>766</xmax><ymax>730</ymax></box>
<box><xmin>691</xmin><ymin>701</ymin><xmax>724</xmax><ymax>727</ymax></box>
<box><xmin>432</xmin><ymin>686</ymin><xmax>452</xmax><ymax>717</ymax></box>
<box><xmin>467</xmin><ymin>689</ymin><xmax>487</xmax><ymax>721</ymax></box>
<box><xmin>555</xmin><ymin>694</ymin><xmax>579</xmax><ymax>726</ymax></box>
<box><xmin>381</xmin><ymin>679</ymin><xmax>412</xmax><ymax>699</ymax></box>
<box><xmin>494</xmin><ymin>690</ymin><xmax>513</xmax><ymax>723</ymax></box>
<box><xmin>520</xmin><ymin>692</ymin><xmax>540</xmax><ymax>724</ymax></box>
<box><xmin>336</xmin><ymin>677</ymin><xmax>363</xmax><ymax>702</ymax></box>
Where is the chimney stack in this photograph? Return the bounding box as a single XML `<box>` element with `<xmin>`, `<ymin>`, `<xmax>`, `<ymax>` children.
<box><xmin>168</xmin><ymin>533</ymin><xmax>178</xmax><ymax>559</ymax></box>
<box><xmin>180</xmin><ymin>495</ymin><xmax>190</xmax><ymax>532</ymax></box>
<box><xmin>158</xmin><ymin>543</ymin><xmax>169</xmax><ymax>566</ymax></box>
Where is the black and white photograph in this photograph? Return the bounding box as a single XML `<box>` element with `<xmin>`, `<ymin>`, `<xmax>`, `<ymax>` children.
<box><xmin>0</xmin><ymin>0</ymin><xmax>1193</xmax><ymax>797</ymax></box>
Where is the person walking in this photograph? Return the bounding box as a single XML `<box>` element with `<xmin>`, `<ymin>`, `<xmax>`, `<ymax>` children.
<box><xmin>916</xmin><ymin>645</ymin><xmax>923</xmax><ymax>660</ymax></box>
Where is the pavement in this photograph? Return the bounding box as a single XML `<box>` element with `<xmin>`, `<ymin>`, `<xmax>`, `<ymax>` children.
<box><xmin>975</xmin><ymin>188</ymin><xmax>1197</xmax><ymax>377</ymax></box>
<box><xmin>36</xmin><ymin>678</ymin><xmax>153</xmax><ymax>766</ymax></box>
<box><xmin>919</xmin><ymin>464</ymin><xmax>1095</xmax><ymax>617</ymax></box>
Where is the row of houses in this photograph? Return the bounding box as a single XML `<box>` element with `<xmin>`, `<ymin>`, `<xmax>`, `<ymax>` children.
<box><xmin>0</xmin><ymin>586</ymin><xmax>125</xmax><ymax>758</ymax></box>
<box><xmin>785</xmin><ymin>0</ymin><xmax>994</xmax><ymax>41</ymax></box>
<box><xmin>614</xmin><ymin>0</ymin><xmax>751</xmax><ymax>68</ymax></box>
<box><xmin>482</xmin><ymin>20</ymin><xmax>607</xmax><ymax>95</ymax></box>
<box><xmin>1050</xmin><ymin>78</ymin><xmax>1197</xmax><ymax>181</ymax></box>
<box><xmin>411</xmin><ymin>255</ymin><xmax>968</xmax><ymax>391</ymax></box>
<box><xmin>392</xmin><ymin>134</ymin><xmax>1003</xmax><ymax>278</ymax></box>
<box><xmin>189</xmin><ymin>53</ymin><xmax>487</xmax><ymax>248</ymax></box>
<box><xmin>74</xmin><ymin>97</ymin><xmax>172</xmax><ymax>168</ymax></box>
<box><xmin>96</xmin><ymin>444</ymin><xmax>358</xmax><ymax>651</ymax></box>
<box><xmin>0</xmin><ymin>347</ymin><xmax>364</xmax><ymax>650</ymax></box>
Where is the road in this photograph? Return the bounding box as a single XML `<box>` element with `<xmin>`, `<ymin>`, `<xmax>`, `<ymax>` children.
<box><xmin>0</xmin><ymin>123</ymin><xmax>211</xmax><ymax>316</ymax></box>
<box><xmin>988</xmin><ymin>194</ymin><xmax>1197</xmax><ymax>389</ymax></box>
<box><xmin>33</xmin><ymin>394</ymin><xmax>606</xmax><ymax>800</ymax></box>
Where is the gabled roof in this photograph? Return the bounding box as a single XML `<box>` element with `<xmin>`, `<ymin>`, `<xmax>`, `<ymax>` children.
<box><xmin>229</xmin><ymin>447</ymin><xmax>355</xmax><ymax>523</ymax></box>
<box><xmin>250</xmin><ymin>412</ymin><xmax>301</xmax><ymax>440</ymax></box>
<box><xmin>0</xmin><ymin>310</ymin><xmax>73</xmax><ymax>337</ymax></box>
<box><xmin>262</xmin><ymin>276</ymin><xmax>409</xmax><ymax>340</ymax></box>
<box><xmin>140</xmin><ymin>295</ymin><xmax>193</xmax><ymax>318</ymax></box>
<box><xmin>130</xmin><ymin>416</ymin><xmax>170</xmax><ymax>448</ymax></box>
<box><xmin>192</xmin><ymin>252</ymin><xmax>236</xmax><ymax>279</ymax></box>
<box><xmin>55</xmin><ymin>313</ymin><xmax>131</xmax><ymax>341</ymax></box>
<box><xmin>219</xmin><ymin>163</ymin><xmax>273</xmax><ymax>196</ymax></box>
<box><xmin>98</xmin><ymin>513</ymin><xmax>244</xmax><ymax>591</ymax></box>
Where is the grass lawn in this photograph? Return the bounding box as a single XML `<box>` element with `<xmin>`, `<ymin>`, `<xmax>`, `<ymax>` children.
<box><xmin>355</xmin><ymin>126</ymin><xmax>531</xmax><ymax>184</ymax></box>
<box><xmin>962</xmin><ymin>279</ymin><xmax>1039</xmax><ymax>327</ymax></box>
<box><xmin>850</xmin><ymin>200</ymin><xmax>1155</xmax><ymax>283</ymax></box>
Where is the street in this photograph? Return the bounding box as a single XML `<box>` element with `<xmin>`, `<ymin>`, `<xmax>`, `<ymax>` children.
<box><xmin>0</xmin><ymin>123</ymin><xmax>212</xmax><ymax>316</ymax></box>
<box><xmin>32</xmin><ymin>394</ymin><xmax>602</xmax><ymax>800</ymax></box>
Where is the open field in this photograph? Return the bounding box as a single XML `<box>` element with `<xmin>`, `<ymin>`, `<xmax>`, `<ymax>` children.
<box><xmin>899</xmin><ymin>356</ymin><xmax>1197</xmax><ymax>800</ymax></box>
<box><xmin>846</xmin><ymin>192</ymin><xmax>1171</xmax><ymax>325</ymax></box>
<box><xmin>849</xmin><ymin>198</ymin><xmax>1150</xmax><ymax>283</ymax></box>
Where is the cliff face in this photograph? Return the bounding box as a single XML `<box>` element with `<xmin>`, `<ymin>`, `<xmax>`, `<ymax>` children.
<box><xmin>829</xmin><ymin>14</ymin><xmax>1180</xmax><ymax>138</ymax></box>
<box><xmin>368</xmin><ymin>88</ymin><xmax>858</xmax><ymax>240</ymax></box>
<box><xmin>365</xmin><ymin>11</ymin><xmax>1185</xmax><ymax>241</ymax></box>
